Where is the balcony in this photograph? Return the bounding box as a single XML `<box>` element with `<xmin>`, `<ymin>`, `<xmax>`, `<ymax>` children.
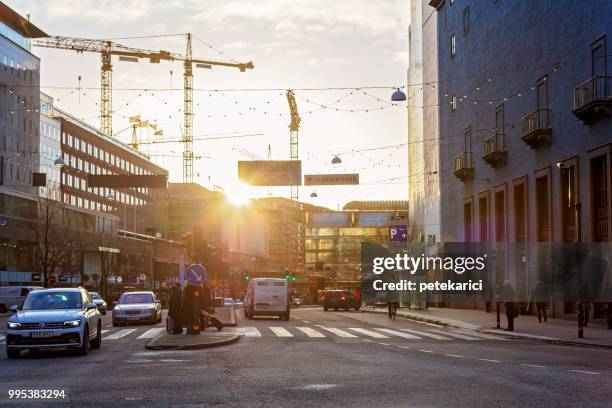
<box><xmin>483</xmin><ymin>133</ymin><xmax>507</xmax><ymax>167</ymax></box>
<box><xmin>573</xmin><ymin>76</ymin><xmax>612</xmax><ymax>124</ymax></box>
<box><xmin>522</xmin><ymin>109</ymin><xmax>552</xmax><ymax>149</ymax></box>
<box><xmin>453</xmin><ymin>152</ymin><xmax>474</xmax><ymax>182</ymax></box>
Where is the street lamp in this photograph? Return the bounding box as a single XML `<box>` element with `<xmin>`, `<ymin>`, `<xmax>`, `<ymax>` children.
<box><xmin>391</xmin><ymin>88</ymin><xmax>407</xmax><ymax>102</ymax></box>
<box><xmin>310</xmin><ymin>191</ymin><xmax>318</xmax><ymax>198</ymax></box>
<box><xmin>331</xmin><ymin>155</ymin><xmax>342</xmax><ymax>165</ymax></box>
<box><xmin>54</xmin><ymin>157</ymin><xmax>66</xmax><ymax>168</ymax></box>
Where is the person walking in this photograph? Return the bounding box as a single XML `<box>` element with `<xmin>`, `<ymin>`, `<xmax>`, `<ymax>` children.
<box><xmin>484</xmin><ymin>283</ymin><xmax>493</xmax><ymax>313</ymax></box>
<box><xmin>532</xmin><ymin>280</ymin><xmax>548</xmax><ymax>323</ymax></box>
<box><xmin>502</xmin><ymin>280</ymin><xmax>516</xmax><ymax>331</ymax></box>
<box><xmin>168</xmin><ymin>283</ymin><xmax>183</xmax><ymax>334</ymax></box>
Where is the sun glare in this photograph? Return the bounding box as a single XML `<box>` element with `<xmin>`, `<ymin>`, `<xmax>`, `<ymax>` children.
<box><xmin>225</xmin><ymin>182</ymin><xmax>254</xmax><ymax>206</ymax></box>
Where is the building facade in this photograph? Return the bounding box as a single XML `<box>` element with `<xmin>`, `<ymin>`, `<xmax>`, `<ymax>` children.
<box><xmin>428</xmin><ymin>0</ymin><xmax>612</xmax><ymax>313</ymax></box>
<box><xmin>39</xmin><ymin>92</ymin><xmax>61</xmax><ymax>200</ymax></box>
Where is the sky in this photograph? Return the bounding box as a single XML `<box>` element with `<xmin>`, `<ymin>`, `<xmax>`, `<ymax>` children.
<box><xmin>9</xmin><ymin>0</ymin><xmax>410</xmax><ymax>209</ymax></box>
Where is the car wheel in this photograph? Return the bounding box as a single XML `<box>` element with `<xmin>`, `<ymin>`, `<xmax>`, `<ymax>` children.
<box><xmin>344</xmin><ymin>308</ymin><xmax>349</xmax><ymax>311</ymax></box>
<box><xmin>334</xmin><ymin>308</ymin><xmax>338</xmax><ymax>311</ymax></box>
<box><xmin>91</xmin><ymin>321</ymin><xmax>102</xmax><ymax>349</ymax></box>
<box><xmin>0</xmin><ymin>304</ymin><xmax>7</xmax><ymax>313</ymax></box>
<box><xmin>323</xmin><ymin>306</ymin><xmax>328</xmax><ymax>311</ymax></box>
<box><xmin>78</xmin><ymin>326</ymin><xmax>90</xmax><ymax>356</ymax></box>
<box><xmin>112</xmin><ymin>321</ymin><xmax>120</xmax><ymax>327</ymax></box>
<box><xmin>284</xmin><ymin>311</ymin><xmax>290</xmax><ymax>321</ymax></box>
<box><xmin>6</xmin><ymin>349</ymin><xmax>20</xmax><ymax>359</ymax></box>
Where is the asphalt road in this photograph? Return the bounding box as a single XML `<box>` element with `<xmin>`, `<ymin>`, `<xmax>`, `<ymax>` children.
<box><xmin>1</xmin><ymin>307</ymin><xmax>611</xmax><ymax>407</ymax></box>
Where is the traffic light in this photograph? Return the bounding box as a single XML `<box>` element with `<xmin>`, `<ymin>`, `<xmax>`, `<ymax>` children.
<box><xmin>245</xmin><ymin>274</ymin><xmax>250</xmax><ymax>281</ymax></box>
<box><xmin>291</xmin><ymin>275</ymin><xmax>296</xmax><ymax>282</ymax></box>
<box><xmin>284</xmin><ymin>273</ymin><xmax>290</xmax><ymax>280</ymax></box>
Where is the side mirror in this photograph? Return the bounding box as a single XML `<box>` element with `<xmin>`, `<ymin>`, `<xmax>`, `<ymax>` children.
<box><xmin>112</xmin><ymin>301</ymin><xmax>118</xmax><ymax>306</ymax></box>
<box><xmin>86</xmin><ymin>303</ymin><xmax>97</xmax><ymax>311</ymax></box>
<box><xmin>9</xmin><ymin>304</ymin><xmax>18</xmax><ymax>312</ymax></box>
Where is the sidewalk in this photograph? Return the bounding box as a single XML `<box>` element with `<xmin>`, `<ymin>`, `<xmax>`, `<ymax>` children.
<box><xmin>146</xmin><ymin>328</ymin><xmax>240</xmax><ymax>350</ymax></box>
<box><xmin>362</xmin><ymin>306</ymin><xmax>612</xmax><ymax>348</ymax></box>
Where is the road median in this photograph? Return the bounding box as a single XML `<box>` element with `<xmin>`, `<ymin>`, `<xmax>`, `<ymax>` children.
<box><xmin>146</xmin><ymin>331</ymin><xmax>240</xmax><ymax>350</ymax></box>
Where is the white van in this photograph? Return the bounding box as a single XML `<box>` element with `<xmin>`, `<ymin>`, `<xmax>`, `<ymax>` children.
<box><xmin>0</xmin><ymin>286</ymin><xmax>43</xmax><ymax>313</ymax></box>
<box><xmin>244</xmin><ymin>278</ymin><xmax>289</xmax><ymax>320</ymax></box>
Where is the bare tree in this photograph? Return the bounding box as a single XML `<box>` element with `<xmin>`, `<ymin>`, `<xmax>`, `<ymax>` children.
<box><xmin>96</xmin><ymin>224</ymin><xmax>118</xmax><ymax>298</ymax></box>
<box><xmin>31</xmin><ymin>191</ymin><xmax>69</xmax><ymax>288</ymax></box>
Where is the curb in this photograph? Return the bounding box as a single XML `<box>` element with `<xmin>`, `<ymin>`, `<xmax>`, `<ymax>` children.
<box><xmin>360</xmin><ymin>308</ymin><xmax>612</xmax><ymax>349</ymax></box>
<box><xmin>145</xmin><ymin>334</ymin><xmax>240</xmax><ymax>350</ymax></box>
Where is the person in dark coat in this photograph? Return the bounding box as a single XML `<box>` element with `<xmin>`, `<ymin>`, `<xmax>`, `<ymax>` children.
<box><xmin>532</xmin><ymin>280</ymin><xmax>548</xmax><ymax>323</ymax></box>
<box><xmin>502</xmin><ymin>280</ymin><xmax>516</xmax><ymax>331</ymax></box>
<box><xmin>168</xmin><ymin>284</ymin><xmax>183</xmax><ymax>334</ymax></box>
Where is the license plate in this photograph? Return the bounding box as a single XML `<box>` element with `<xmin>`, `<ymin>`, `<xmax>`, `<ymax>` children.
<box><xmin>127</xmin><ymin>317</ymin><xmax>140</xmax><ymax>320</ymax></box>
<box><xmin>32</xmin><ymin>331</ymin><xmax>53</xmax><ymax>338</ymax></box>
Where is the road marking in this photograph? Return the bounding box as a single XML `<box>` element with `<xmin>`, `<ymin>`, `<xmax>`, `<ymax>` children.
<box><xmin>137</xmin><ymin>328</ymin><xmax>165</xmax><ymax>339</ymax></box>
<box><xmin>315</xmin><ymin>326</ymin><xmax>357</xmax><ymax>337</ymax></box>
<box><xmin>348</xmin><ymin>328</ymin><xmax>390</xmax><ymax>338</ymax></box>
<box><xmin>399</xmin><ymin>328</ymin><xmax>451</xmax><ymax>340</ymax></box>
<box><xmin>362</xmin><ymin>338</ymin><xmax>372</xmax><ymax>342</ymax></box>
<box><xmin>450</xmin><ymin>329</ymin><xmax>507</xmax><ymax>340</ymax></box>
<box><xmin>568</xmin><ymin>370</ymin><xmax>600</xmax><ymax>375</ymax></box>
<box><xmin>296</xmin><ymin>327</ymin><xmax>325</xmax><ymax>337</ymax></box>
<box><xmin>444</xmin><ymin>353</ymin><xmax>464</xmax><ymax>358</ymax></box>
<box><xmin>160</xmin><ymin>359</ymin><xmax>190</xmax><ymax>363</ymax></box>
<box><xmin>375</xmin><ymin>328</ymin><xmax>421</xmax><ymax>339</ymax></box>
<box><xmin>397</xmin><ymin>346</ymin><xmax>411</xmax><ymax>350</ymax></box>
<box><xmin>419</xmin><ymin>349</ymin><xmax>433</xmax><ymax>353</ymax></box>
<box><xmin>126</xmin><ymin>359</ymin><xmax>153</xmax><ymax>363</ymax></box>
<box><xmin>302</xmin><ymin>320</ymin><xmax>311</xmax><ymax>323</ymax></box>
<box><xmin>425</xmin><ymin>329</ymin><xmax>480</xmax><ymax>340</ymax></box>
<box><xmin>269</xmin><ymin>327</ymin><xmax>294</xmax><ymax>337</ymax></box>
<box><xmin>104</xmin><ymin>329</ymin><xmax>137</xmax><ymax>340</ymax></box>
<box><xmin>101</xmin><ymin>330</ymin><xmax>110</xmax><ymax>334</ymax></box>
<box><xmin>521</xmin><ymin>364</ymin><xmax>545</xmax><ymax>368</ymax></box>
<box><xmin>378</xmin><ymin>342</ymin><xmax>390</xmax><ymax>346</ymax></box>
<box><xmin>236</xmin><ymin>327</ymin><xmax>261</xmax><ymax>337</ymax></box>
<box><xmin>479</xmin><ymin>359</ymin><xmax>501</xmax><ymax>363</ymax></box>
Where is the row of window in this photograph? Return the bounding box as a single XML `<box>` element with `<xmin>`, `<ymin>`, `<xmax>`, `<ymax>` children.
<box><xmin>62</xmin><ymin>172</ymin><xmax>146</xmax><ymax>206</ymax></box>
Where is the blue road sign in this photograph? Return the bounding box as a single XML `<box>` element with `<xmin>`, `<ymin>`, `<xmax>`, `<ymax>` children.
<box><xmin>389</xmin><ymin>225</ymin><xmax>407</xmax><ymax>243</ymax></box>
<box><xmin>186</xmin><ymin>264</ymin><xmax>207</xmax><ymax>285</ymax></box>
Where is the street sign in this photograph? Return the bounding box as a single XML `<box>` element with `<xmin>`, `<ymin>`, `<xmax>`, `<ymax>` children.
<box><xmin>389</xmin><ymin>225</ymin><xmax>408</xmax><ymax>243</ymax></box>
<box><xmin>304</xmin><ymin>173</ymin><xmax>359</xmax><ymax>186</ymax></box>
<box><xmin>116</xmin><ymin>276</ymin><xmax>123</xmax><ymax>283</ymax></box>
<box><xmin>238</xmin><ymin>160</ymin><xmax>301</xmax><ymax>186</ymax></box>
<box><xmin>186</xmin><ymin>264</ymin><xmax>207</xmax><ymax>286</ymax></box>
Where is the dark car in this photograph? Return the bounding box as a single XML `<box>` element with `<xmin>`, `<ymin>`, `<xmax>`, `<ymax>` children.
<box><xmin>323</xmin><ymin>290</ymin><xmax>360</xmax><ymax>311</ymax></box>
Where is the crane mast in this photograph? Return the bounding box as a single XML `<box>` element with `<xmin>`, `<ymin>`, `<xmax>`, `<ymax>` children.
<box><xmin>184</xmin><ymin>33</ymin><xmax>194</xmax><ymax>184</ymax></box>
<box><xmin>286</xmin><ymin>90</ymin><xmax>300</xmax><ymax>200</ymax></box>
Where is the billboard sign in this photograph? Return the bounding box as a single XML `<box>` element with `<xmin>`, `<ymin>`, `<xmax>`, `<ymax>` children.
<box><xmin>238</xmin><ymin>160</ymin><xmax>301</xmax><ymax>186</ymax></box>
<box><xmin>304</xmin><ymin>173</ymin><xmax>359</xmax><ymax>186</ymax></box>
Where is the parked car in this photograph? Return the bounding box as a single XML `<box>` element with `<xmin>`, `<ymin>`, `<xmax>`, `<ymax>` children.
<box><xmin>234</xmin><ymin>299</ymin><xmax>244</xmax><ymax>308</ymax></box>
<box><xmin>112</xmin><ymin>291</ymin><xmax>162</xmax><ymax>326</ymax></box>
<box><xmin>5</xmin><ymin>288</ymin><xmax>102</xmax><ymax>358</ymax></box>
<box><xmin>291</xmin><ymin>296</ymin><xmax>302</xmax><ymax>307</ymax></box>
<box><xmin>223</xmin><ymin>298</ymin><xmax>235</xmax><ymax>307</ymax></box>
<box><xmin>244</xmin><ymin>278</ymin><xmax>289</xmax><ymax>320</ymax></box>
<box><xmin>89</xmin><ymin>292</ymin><xmax>107</xmax><ymax>315</ymax></box>
<box><xmin>0</xmin><ymin>286</ymin><xmax>43</xmax><ymax>313</ymax></box>
<box><xmin>323</xmin><ymin>290</ymin><xmax>361</xmax><ymax>311</ymax></box>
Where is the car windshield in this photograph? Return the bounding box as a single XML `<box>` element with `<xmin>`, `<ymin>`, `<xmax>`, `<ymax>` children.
<box><xmin>21</xmin><ymin>291</ymin><xmax>82</xmax><ymax>310</ymax></box>
<box><xmin>119</xmin><ymin>293</ymin><xmax>154</xmax><ymax>304</ymax></box>
<box><xmin>90</xmin><ymin>293</ymin><xmax>101</xmax><ymax>300</ymax></box>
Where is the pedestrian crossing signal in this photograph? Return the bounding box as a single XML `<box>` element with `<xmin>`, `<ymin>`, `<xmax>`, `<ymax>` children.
<box><xmin>291</xmin><ymin>275</ymin><xmax>296</xmax><ymax>282</ymax></box>
<box><xmin>245</xmin><ymin>274</ymin><xmax>251</xmax><ymax>281</ymax></box>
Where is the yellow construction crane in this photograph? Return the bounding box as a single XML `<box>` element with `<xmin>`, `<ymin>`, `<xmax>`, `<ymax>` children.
<box><xmin>33</xmin><ymin>34</ymin><xmax>254</xmax><ymax>183</ymax></box>
<box><xmin>286</xmin><ymin>90</ymin><xmax>300</xmax><ymax>200</ymax></box>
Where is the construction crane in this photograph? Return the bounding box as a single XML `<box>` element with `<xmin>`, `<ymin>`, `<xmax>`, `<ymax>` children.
<box><xmin>33</xmin><ymin>34</ymin><xmax>254</xmax><ymax>183</ymax></box>
<box><xmin>286</xmin><ymin>90</ymin><xmax>301</xmax><ymax>200</ymax></box>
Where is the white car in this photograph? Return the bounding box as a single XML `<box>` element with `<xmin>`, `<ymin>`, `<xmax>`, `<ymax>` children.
<box><xmin>5</xmin><ymin>288</ymin><xmax>102</xmax><ymax>358</ymax></box>
<box><xmin>223</xmin><ymin>298</ymin><xmax>235</xmax><ymax>307</ymax></box>
<box><xmin>112</xmin><ymin>291</ymin><xmax>162</xmax><ymax>326</ymax></box>
<box><xmin>244</xmin><ymin>278</ymin><xmax>289</xmax><ymax>320</ymax></box>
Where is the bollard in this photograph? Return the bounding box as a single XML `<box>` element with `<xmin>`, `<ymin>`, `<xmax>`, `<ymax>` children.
<box><xmin>577</xmin><ymin>301</ymin><xmax>584</xmax><ymax>339</ymax></box>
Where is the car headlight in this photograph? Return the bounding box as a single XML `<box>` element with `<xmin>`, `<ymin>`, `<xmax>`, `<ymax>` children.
<box><xmin>8</xmin><ymin>322</ymin><xmax>21</xmax><ymax>329</ymax></box>
<box><xmin>113</xmin><ymin>308</ymin><xmax>123</xmax><ymax>314</ymax></box>
<box><xmin>63</xmin><ymin>320</ymin><xmax>81</xmax><ymax>327</ymax></box>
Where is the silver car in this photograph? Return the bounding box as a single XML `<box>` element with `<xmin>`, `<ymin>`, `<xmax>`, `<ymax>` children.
<box><xmin>5</xmin><ymin>288</ymin><xmax>102</xmax><ymax>358</ymax></box>
<box><xmin>112</xmin><ymin>291</ymin><xmax>162</xmax><ymax>326</ymax></box>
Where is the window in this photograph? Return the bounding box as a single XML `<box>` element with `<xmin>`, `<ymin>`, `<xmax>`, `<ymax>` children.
<box><xmin>589</xmin><ymin>151</ymin><xmax>609</xmax><ymax>242</ymax></box>
<box><xmin>464</xmin><ymin>197</ymin><xmax>473</xmax><ymax>242</ymax></box>
<box><xmin>513</xmin><ymin>178</ymin><xmax>528</xmax><ymax>242</ymax></box>
<box><xmin>591</xmin><ymin>37</ymin><xmax>606</xmax><ymax>77</ymax></box>
<box><xmin>535</xmin><ymin>170</ymin><xmax>552</xmax><ymax>242</ymax></box>
<box><xmin>463</xmin><ymin>7</ymin><xmax>470</xmax><ymax>34</ymax></box>
<box><xmin>559</xmin><ymin>159</ymin><xmax>578</xmax><ymax>242</ymax></box>
<box><xmin>494</xmin><ymin>186</ymin><xmax>506</xmax><ymax>242</ymax></box>
<box><xmin>536</xmin><ymin>76</ymin><xmax>548</xmax><ymax>110</ymax></box>
<box><xmin>450</xmin><ymin>34</ymin><xmax>456</xmax><ymax>57</ymax></box>
<box><xmin>463</xmin><ymin>125</ymin><xmax>472</xmax><ymax>153</ymax></box>
<box><xmin>478</xmin><ymin>192</ymin><xmax>489</xmax><ymax>242</ymax></box>
<box><xmin>495</xmin><ymin>104</ymin><xmax>504</xmax><ymax>134</ymax></box>
<box><xmin>451</xmin><ymin>95</ymin><xmax>457</xmax><ymax>111</ymax></box>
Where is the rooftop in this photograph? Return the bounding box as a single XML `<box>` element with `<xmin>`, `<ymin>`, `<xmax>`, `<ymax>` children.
<box><xmin>0</xmin><ymin>2</ymin><xmax>47</xmax><ymax>38</ymax></box>
<box><xmin>342</xmin><ymin>200</ymin><xmax>409</xmax><ymax>211</ymax></box>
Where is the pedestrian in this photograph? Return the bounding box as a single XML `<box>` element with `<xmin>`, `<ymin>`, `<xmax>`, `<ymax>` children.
<box><xmin>531</xmin><ymin>280</ymin><xmax>548</xmax><ymax>323</ymax></box>
<box><xmin>578</xmin><ymin>284</ymin><xmax>591</xmax><ymax>327</ymax></box>
<box><xmin>502</xmin><ymin>280</ymin><xmax>516</xmax><ymax>331</ymax></box>
<box><xmin>168</xmin><ymin>283</ymin><xmax>183</xmax><ymax>334</ymax></box>
<box><xmin>495</xmin><ymin>283</ymin><xmax>502</xmax><ymax>329</ymax></box>
<box><xmin>484</xmin><ymin>283</ymin><xmax>492</xmax><ymax>313</ymax></box>
<box><xmin>604</xmin><ymin>284</ymin><xmax>612</xmax><ymax>330</ymax></box>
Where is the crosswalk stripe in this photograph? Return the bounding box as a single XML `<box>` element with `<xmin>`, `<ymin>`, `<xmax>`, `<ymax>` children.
<box><xmin>269</xmin><ymin>327</ymin><xmax>293</xmax><ymax>337</ymax></box>
<box><xmin>449</xmin><ymin>329</ymin><xmax>507</xmax><ymax>340</ymax></box>
<box><xmin>425</xmin><ymin>329</ymin><xmax>481</xmax><ymax>340</ymax></box>
<box><xmin>104</xmin><ymin>329</ymin><xmax>137</xmax><ymax>340</ymax></box>
<box><xmin>399</xmin><ymin>328</ymin><xmax>452</xmax><ymax>340</ymax></box>
<box><xmin>237</xmin><ymin>327</ymin><xmax>261</xmax><ymax>337</ymax></box>
<box><xmin>375</xmin><ymin>328</ymin><xmax>421</xmax><ymax>339</ymax></box>
<box><xmin>137</xmin><ymin>328</ymin><xmax>165</xmax><ymax>339</ymax></box>
<box><xmin>296</xmin><ymin>327</ymin><xmax>325</xmax><ymax>337</ymax></box>
<box><xmin>315</xmin><ymin>326</ymin><xmax>357</xmax><ymax>338</ymax></box>
<box><xmin>348</xmin><ymin>328</ymin><xmax>390</xmax><ymax>338</ymax></box>
<box><xmin>101</xmin><ymin>330</ymin><xmax>110</xmax><ymax>334</ymax></box>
